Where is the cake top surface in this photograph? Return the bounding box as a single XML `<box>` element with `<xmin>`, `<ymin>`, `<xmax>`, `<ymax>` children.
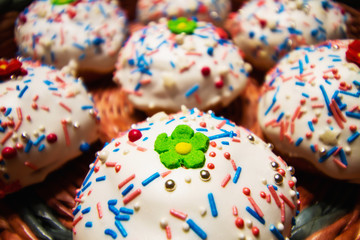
<box><xmin>0</xmin><ymin>58</ymin><xmax>99</xmax><ymax>196</ymax></box>
<box><xmin>258</xmin><ymin>39</ymin><xmax>360</xmax><ymax>182</ymax></box>
<box><xmin>73</xmin><ymin>107</ymin><xmax>298</xmax><ymax>240</ymax></box>
<box><xmin>114</xmin><ymin>18</ymin><xmax>250</xmax><ymax>113</ymax></box>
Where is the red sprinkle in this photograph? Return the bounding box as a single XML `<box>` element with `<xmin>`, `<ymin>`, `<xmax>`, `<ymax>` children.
<box><xmin>210</xmin><ymin>141</ymin><xmax>217</xmax><ymax>147</ymax></box>
<box><xmin>260</xmin><ymin>191</ymin><xmax>266</xmax><ymax>199</ymax></box>
<box><xmin>1</xmin><ymin>147</ymin><xmax>17</xmax><ymax>159</ymax></box>
<box><xmin>235</xmin><ymin>217</ymin><xmax>244</xmax><ymax>228</ymax></box>
<box><xmin>46</xmin><ymin>133</ymin><xmax>57</xmax><ymax>143</ymax></box>
<box><xmin>201</xmin><ymin>66</ymin><xmax>211</xmax><ymax>77</ymax></box>
<box><xmin>207</xmin><ymin>163</ymin><xmax>215</xmax><ymax>169</ymax></box>
<box><xmin>209</xmin><ymin>152</ymin><xmax>216</xmax><ymax>157</ymax></box>
<box><xmin>252</xmin><ymin>226</ymin><xmax>260</xmax><ymax>236</ymax></box>
<box><xmin>224</xmin><ymin>152</ymin><xmax>231</xmax><ymax>159</ymax></box>
<box><xmin>288</xmin><ymin>180</ymin><xmax>295</xmax><ymax>188</ymax></box>
<box><xmin>199</xmin><ymin>122</ymin><xmax>206</xmax><ymax>128</ymax></box>
<box><xmin>350</xmin><ymin>125</ymin><xmax>357</xmax><ymax>132</ymax></box>
<box><xmin>128</xmin><ymin>129</ymin><xmax>142</xmax><ymax>142</ymax></box>
<box><xmin>243</xmin><ymin>187</ymin><xmax>251</xmax><ymax>196</ymax></box>
<box><xmin>215</xmin><ymin>80</ymin><xmax>224</xmax><ymax>89</ymax></box>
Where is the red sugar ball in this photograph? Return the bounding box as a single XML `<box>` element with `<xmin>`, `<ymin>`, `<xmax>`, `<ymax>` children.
<box><xmin>128</xmin><ymin>129</ymin><xmax>142</xmax><ymax>142</ymax></box>
<box><xmin>201</xmin><ymin>66</ymin><xmax>211</xmax><ymax>77</ymax></box>
<box><xmin>46</xmin><ymin>133</ymin><xmax>58</xmax><ymax>143</ymax></box>
<box><xmin>1</xmin><ymin>147</ymin><xmax>17</xmax><ymax>159</ymax></box>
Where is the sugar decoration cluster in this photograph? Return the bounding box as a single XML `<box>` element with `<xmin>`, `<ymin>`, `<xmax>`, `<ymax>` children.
<box><xmin>228</xmin><ymin>0</ymin><xmax>347</xmax><ymax>70</ymax></box>
<box><xmin>15</xmin><ymin>0</ymin><xmax>127</xmax><ymax>74</ymax></box>
<box><xmin>73</xmin><ymin>108</ymin><xmax>299</xmax><ymax>240</ymax></box>
<box><xmin>259</xmin><ymin>40</ymin><xmax>360</xmax><ymax>181</ymax></box>
<box><xmin>114</xmin><ymin>18</ymin><xmax>250</xmax><ymax>112</ymax></box>
<box><xmin>0</xmin><ymin>59</ymin><xmax>99</xmax><ymax>196</ymax></box>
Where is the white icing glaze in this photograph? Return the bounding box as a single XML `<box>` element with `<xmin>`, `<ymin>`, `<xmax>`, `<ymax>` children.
<box><xmin>73</xmin><ymin>108</ymin><xmax>298</xmax><ymax>240</ymax></box>
<box><xmin>15</xmin><ymin>0</ymin><xmax>127</xmax><ymax>76</ymax></box>
<box><xmin>114</xmin><ymin>19</ymin><xmax>251</xmax><ymax>113</ymax></box>
<box><xmin>137</xmin><ymin>0</ymin><xmax>231</xmax><ymax>26</ymax></box>
<box><xmin>0</xmin><ymin>58</ymin><xmax>99</xmax><ymax>196</ymax></box>
<box><xmin>258</xmin><ymin>39</ymin><xmax>360</xmax><ymax>183</ymax></box>
<box><xmin>228</xmin><ymin>0</ymin><xmax>347</xmax><ymax>71</ymax></box>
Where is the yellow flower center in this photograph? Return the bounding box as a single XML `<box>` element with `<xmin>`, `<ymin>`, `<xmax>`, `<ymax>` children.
<box><xmin>177</xmin><ymin>22</ymin><xmax>187</xmax><ymax>30</ymax></box>
<box><xmin>175</xmin><ymin>142</ymin><xmax>192</xmax><ymax>155</ymax></box>
<box><xmin>0</xmin><ymin>64</ymin><xmax>7</xmax><ymax>70</ymax></box>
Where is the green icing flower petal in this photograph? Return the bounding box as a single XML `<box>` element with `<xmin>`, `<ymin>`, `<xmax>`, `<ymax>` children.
<box><xmin>182</xmin><ymin>150</ymin><xmax>206</xmax><ymax>169</ymax></box>
<box><xmin>154</xmin><ymin>133</ymin><xmax>173</xmax><ymax>154</ymax></box>
<box><xmin>51</xmin><ymin>0</ymin><xmax>75</xmax><ymax>5</ymax></box>
<box><xmin>160</xmin><ymin>150</ymin><xmax>181</xmax><ymax>169</ymax></box>
<box><xmin>190</xmin><ymin>132</ymin><xmax>210</xmax><ymax>152</ymax></box>
<box><xmin>171</xmin><ymin>125</ymin><xmax>194</xmax><ymax>141</ymax></box>
<box><xmin>168</xmin><ymin>17</ymin><xmax>197</xmax><ymax>35</ymax></box>
<box><xmin>154</xmin><ymin>124</ymin><xmax>209</xmax><ymax>169</ymax></box>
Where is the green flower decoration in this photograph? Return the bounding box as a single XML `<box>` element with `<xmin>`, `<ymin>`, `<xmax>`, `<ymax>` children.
<box><xmin>51</xmin><ymin>0</ymin><xmax>75</xmax><ymax>5</ymax></box>
<box><xmin>154</xmin><ymin>125</ymin><xmax>209</xmax><ymax>169</ymax></box>
<box><xmin>168</xmin><ymin>17</ymin><xmax>197</xmax><ymax>35</ymax></box>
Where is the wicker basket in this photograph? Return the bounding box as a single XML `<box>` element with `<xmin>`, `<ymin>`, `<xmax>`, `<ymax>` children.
<box><xmin>0</xmin><ymin>2</ymin><xmax>359</xmax><ymax>239</ymax></box>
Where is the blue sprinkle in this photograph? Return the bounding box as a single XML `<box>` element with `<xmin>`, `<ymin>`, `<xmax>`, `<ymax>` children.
<box><xmin>186</xmin><ymin>219</ymin><xmax>207</xmax><ymax>240</ymax></box>
<box><xmin>85</xmin><ymin>222</ymin><xmax>93</xmax><ymax>228</ymax></box>
<box><xmin>166</xmin><ymin>119</ymin><xmax>175</xmax><ymax>125</ymax></box>
<box><xmin>98</xmin><ymin>4</ymin><xmax>108</xmax><ymax>18</ymax></box>
<box><xmin>128</xmin><ymin>59</ymin><xmax>135</xmax><ymax>66</ymax></box>
<box><xmin>18</xmin><ymin>85</ymin><xmax>29</xmax><ymax>98</ymax></box>
<box><xmin>80</xmin><ymin>142</ymin><xmax>90</xmax><ymax>152</ymax></box>
<box><xmin>249</xmin><ymin>31</ymin><xmax>255</xmax><ymax>38</ymax></box>
<box><xmin>276</xmin><ymin>112</ymin><xmax>284</xmax><ymax>122</ymax></box>
<box><xmin>207</xmin><ymin>47</ymin><xmax>214</xmax><ymax>56</ymax></box>
<box><xmin>96</xmin><ymin>176</ymin><xmax>106</xmax><ymax>182</ymax></box>
<box><xmin>108</xmin><ymin>205</ymin><xmax>120</xmax><ymax>215</ymax></box>
<box><xmin>143</xmin><ymin>137</ymin><xmax>148</xmax><ymax>141</ymax></box>
<box><xmin>81</xmin><ymin>181</ymin><xmax>92</xmax><ymax>193</ymax></box>
<box><xmin>24</xmin><ymin>140</ymin><xmax>33</xmax><ymax>153</ymax></box>
<box><xmin>79</xmin><ymin>54</ymin><xmax>86</xmax><ymax>60</ymax></box>
<box><xmin>142</xmin><ymin>172</ymin><xmax>160</xmax><ymax>186</ymax></box>
<box><xmin>185</xmin><ymin>84</ymin><xmax>199</xmax><ymax>98</ymax></box>
<box><xmin>72</xmin><ymin>43</ymin><xmax>85</xmax><ymax>50</ymax></box>
<box><xmin>38</xmin><ymin>144</ymin><xmax>45</xmax><ymax>152</ymax></box>
<box><xmin>308</xmin><ymin>121</ymin><xmax>314</xmax><ymax>132</ymax></box>
<box><xmin>320</xmin><ymin>85</ymin><xmax>331</xmax><ymax>114</ymax></box>
<box><xmin>81</xmin><ymin>207</ymin><xmax>91</xmax><ymax>214</ymax></box>
<box><xmin>339</xmin><ymin>149</ymin><xmax>348</xmax><ymax>166</ymax></box>
<box><xmin>310</xmin><ymin>144</ymin><xmax>316</xmax><ymax>153</ymax></box>
<box><xmin>319</xmin><ymin>146</ymin><xmax>338</xmax><ymax>163</ymax></box>
<box><xmin>270</xmin><ymin>224</ymin><xmax>285</xmax><ymax>240</ymax></box>
<box><xmin>295</xmin><ymin>137</ymin><xmax>303</xmax><ymax>146</ymax></box>
<box><xmin>115</xmin><ymin>220</ymin><xmax>128</xmax><ymax>237</ymax></box>
<box><xmin>221</xmin><ymin>141</ymin><xmax>229</xmax><ymax>145</ymax></box>
<box><xmin>81</xmin><ymin>105</ymin><xmax>93</xmax><ymax>110</ymax></box>
<box><xmin>72</xmin><ymin>205</ymin><xmax>81</xmax><ymax>216</ymax></box>
<box><xmin>120</xmin><ymin>207</ymin><xmax>134</xmax><ymax>215</ymax></box>
<box><xmin>246</xmin><ymin>206</ymin><xmax>265</xmax><ymax>224</ymax></box>
<box><xmin>302</xmin><ymin>93</ymin><xmax>309</xmax><ymax>98</ymax></box>
<box><xmin>115</xmin><ymin>214</ymin><xmax>130</xmax><ymax>221</ymax></box>
<box><xmin>122</xmin><ymin>183</ymin><xmax>134</xmax><ymax>196</ymax></box>
<box><xmin>347</xmin><ymin>131</ymin><xmax>359</xmax><ymax>143</ymax></box>
<box><xmin>104</xmin><ymin>229</ymin><xmax>117</xmax><ymax>239</ymax></box>
<box><xmin>196</xmin><ymin>128</ymin><xmax>208</xmax><ymax>132</ymax></box>
<box><xmin>33</xmin><ymin>134</ymin><xmax>45</xmax><ymax>146</ymax></box>
<box><xmin>43</xmin><ymin>80</ymin><xmax>53</xmax><ymax>86</ymax></box>
<box><xmin>93</xmin><ymin>37</ymin><xmax>105</xmax><ymax>45</ymax></box>
<box><xmin>311</xmin><ymin>29</ymin><xmax>318</xmax><ymax>37</ymax></box>
<box><xmin>137</xmin><ymin>127</ymin><xmax>151</xmax><ymax>131</ymax></box>
<box><xmin>295</xmin><ymin>81</ymin><xmax>305</xmax><ymax>86</ymax></box>
<box><xmin>346</xmin><ymin>111</ymin><xmax>360</xmax><ymax>119</ymax></box>
<box><xmin>233</xmin><ymin>166</ymin><xmax>242</xmax><ymax>184</ymax></box>
<box><xmin>208</xmin><ymin>193</ymin><xmax>218</xmax><ymax>217</ymax></box>
<box><xmin>48</xmin><ymin>87</ymin><xmax>58</xmax><ymax>91</ymax></box>
<box><xmin>82</xmin><ymin>162</ymin><xmax>95</xmax><ymax>187</ymax></box>
<box><xmin>170</xmin><ymin>61</ymin><xmax>176</xmax><ymax>68</ymax></box>
<box><xmin>108</xmin><ymin>199</ymin><xmax>117</xmax><ymax>205</ymax></box>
